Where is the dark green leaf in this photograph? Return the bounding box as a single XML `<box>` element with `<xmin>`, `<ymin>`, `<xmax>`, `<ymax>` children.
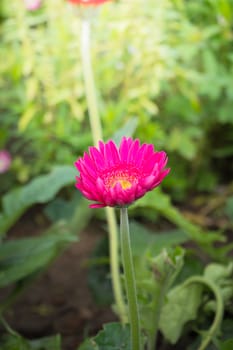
<box><xmin>79</xmin><ymin>323</ymin><xmax>130</xmax><ymax>350</ymax></box>
<box><xmin>87</xmin><ymin>236</ymin><xmax>113</xmax><ymax>306</ymax></box>
<box><xmin>0</xmin><ymin>229</ymin><xmax>77</xmax><ymax>287</ymax></box>
<box><xmin>29</xmin><ymin>335</ymin><xmax>61</xmax><ymax>350</ymax></box>
<box><xmin>220</xmin><ymin>339</ymin><xmax>233</xmax><ymax>350</ymax></box>
<box><xmin>0</xmin><ymin>334</ymin><xmax>61</xmax><ymax>350</ymax></box>
<box><xmin>130</xmin><ymin>221</ymin><xmax>188</xmax><ymax>257</ymax></box>
<box><xmin>132</xmin><ymin>188</ymin><xmax>224</xmax><ymax>246</ymax></box>
<box><xmin>224</xmin><ymin>197</ymin><xmax>233</xmax><ymax>219</ymax></box>
<box><xmin>0</xmin><ymin>166</ymin><xmax>76</xmax><ymax>235</ymax></box>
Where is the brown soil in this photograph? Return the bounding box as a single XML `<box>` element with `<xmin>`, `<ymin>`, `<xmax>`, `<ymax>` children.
<box><xmin>1</xmin><ymin>209</ymin><xmax>116</xmax><ymax>350</ymax></box>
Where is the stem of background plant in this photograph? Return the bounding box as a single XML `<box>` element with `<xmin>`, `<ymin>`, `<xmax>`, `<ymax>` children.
<box><xmin>0</xmin><ymin>316</ymin><xmax>19</xmax><ymax>337</ymax></box>
<box><xmin>149</xmin><ymin>281</ymin><xmax>167</xmax><ymax>350</ymax></box>
<box><xmin>80</xmin><ymin>16</ymin><xmax>127</xmax><ymax>323</ymax></box>
<box><xmin>120</xmin><ymin>207</ymin><xmax>141</xmax><ymax>350</ymax></box>
<box><xmin>184</xmin><ymin>276</ymin><xmax>224</xmax><ymax>350</ymax></box>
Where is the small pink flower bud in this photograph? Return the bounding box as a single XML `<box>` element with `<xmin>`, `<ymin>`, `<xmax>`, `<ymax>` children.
<box><xmin>24</xmin><ymin>0</ymin><xmax>42</xmax><ymax>11</ymax></box>
<box><xmin>0</xmin><ymin>150</ymin><xmax>11</xmax><ymax>174</ymax></box>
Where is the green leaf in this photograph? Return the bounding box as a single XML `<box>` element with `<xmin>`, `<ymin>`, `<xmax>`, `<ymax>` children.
<box><xmin>87</xmin><ymin>236</ymin><xmax>113</xmax><ymax>306</ymax></box>
<box><xmin>130</xmin><ymin>221</ymin><xmax>188</xmax><ymax>257</ymax></box>
<box><xmin>78</xmin><ymin>323</ymin><xmax>130</xmax><ymax>350</ymax></box>
<box><xmin>132</xmin><ymin>188</ymin><xmax>224</xmax><ymax>247</ymax></box>
<box><xmin>44</xmin><ymin>193</ymin><xmax>92</xmax><ymax>234</ymax></box>
<box><xmin>0</xmin><ymin>334</ymin><xmax>61</xmax><ymax>350</ymax></box>
<box><xmin>0</xmin><ymin>334</ymin><xmax>30</xmax><ymax>350</ymax></box>
<box><xmin>44</xmin><ymin>192</ymin><xmax>83</xmax><ymax>222</ymax></box>
<box><xmin>0</xmin><ymin>166</ymin><xmax>76</xmax><ymax>236</ymax></box>
<box><xmin>220</xmin><ymin>339</ymin><xmax>233</xmax><ymax>350</ymax></box>
<box><xmin>135</xmin><ymin>246</ymin><xmax>185</xmax><ymax>346</ymax></box>
<box><xmin>112</xmin><ymin>118</ymin><xmax>138</xmax><ymax>146</ymax></box>
<box><xmin>221</xmin><ymin>319</ymin><xmax>233</xmax><ymax>341</ymax></box>
<box><xmin>204</xmin><ymin>263</ymin><xmax>233</xmax><ymax>311</ymax></box>
<box><xmin>174</xmin><ymin>255</ymin><xmax>204</xmax><ymax>285</ymax></box>
<box><xmin>224</xmin><ymin>196</ymin><xmax>233</xmax><ymax>219</ymax></box>
<box><xmin>0</xmin><ymin>228</ymin><xmax>77</xmax><ymax>287</ymax></box>
<box><xmin>159</xmin><ymin>283</ymin><xmax>203</xmax><ymax>344</ymax></box>
<box><xmin>29</xmin><ymin>335</ymin><xmax>61</xmax><ymax>350</ymax></box>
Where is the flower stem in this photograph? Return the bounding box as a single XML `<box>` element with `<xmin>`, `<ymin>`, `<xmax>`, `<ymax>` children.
<box><xmin>81</xmin><ymin>19</ymin><xmax>103</xmax><ymax>143</ymax></box>
<box><xmin>120</xmin><ymin>207</ymin><xmax>141</xmax><ymax>350</ymax></box>
<box><xmin>80</xmin><ymin>17</ymin><xmax>126</xmax><ymax>323</ymax></box>
<box><xmin>106</xmin><ymin>207</ymin><xmax>128</xmax><ymax>323</ymax></box>
<box><xmin>184</xmin><ymin>276</ymin><xmax>224</xmax><ymax>350</ymax></box>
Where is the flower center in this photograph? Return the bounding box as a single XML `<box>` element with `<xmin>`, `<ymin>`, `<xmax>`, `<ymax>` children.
<box><xmin>102</xmin><ymin>165</ymin><xmax>139</xmax><ymax>190</ymax></box>
<box><xmin>111</xmin><ymin>178</ymin><xmax>132</xmax><ymax>190</ymax></box>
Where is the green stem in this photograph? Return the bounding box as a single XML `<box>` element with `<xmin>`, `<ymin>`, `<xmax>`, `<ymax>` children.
<box><xmin>81</xmin><ymin>18</ymin><xmax>103</xmax><ymax>143</ymax></box>
<box><xmin>149</xmin><ymin>281</ymin><xmax>167</xmax><ymax>350</ymax></box>
<box><xmin>106</xmin><ymin>207</ymin><xmax>128</xmax><ymax>323</ymax></box>
<box><xmin>120</xmin><ymin>207</ymin><xmax>141</xmax><ymax>350</ymax></box>
<box><xmin>0</xmin><ymin>316</ymin><xmax>19</xmax><ymax>337</ymax></box>
<box><xmin>80</xmin><ymin>17</ymin><xmax>126</xmax><ymax>323</ymax></box>
<box><xmin>184</xmin><ymin>276</ymin><xmax>224</xmax><ymax>350</ymax></box>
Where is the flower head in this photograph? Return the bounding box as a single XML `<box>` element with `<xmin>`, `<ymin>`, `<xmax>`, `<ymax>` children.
<box><xmin>24</xmin><ymin>0</ymin><xmax>42</xmax><ymax>11</ymax></box>
<box><xmin>67</xmin><ymin>0</ymin><xmax>110</xmax><ymax>5</ymax></box>
<box><xmin>0</xmin><ymin>150</ymin><xmax>11</xmax><ymax>174</ymax></box>
<box><xmin>75</xmin><ymin>137</ymin><xmax>170</xmax><ymax>208</ymax></box>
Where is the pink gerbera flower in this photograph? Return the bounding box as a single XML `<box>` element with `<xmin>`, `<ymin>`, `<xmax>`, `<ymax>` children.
<box><xmin>75</xmin><ymin>137</ymin><xmax>170</xmax><ymax>208</ymax></box>
<box><xmin>0</xmin><ymin>150</ymin><xmax>11</xmax><ymax>174</ymax></box>
<box><xmin>68</xmin><ymin>0</ymin><xmax>111</xmax><ymax>5</ymax></box>
<box><xmin>24</xmin><ymin>0</ymin><xmax>42</xmax><ymax>11</ymax></box>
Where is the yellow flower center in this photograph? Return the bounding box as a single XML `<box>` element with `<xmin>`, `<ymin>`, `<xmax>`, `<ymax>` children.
<box><xmin>111</xmin><ymin>178</ymin><xmax>132</xmax><ymax>190</ymax></box>
<box><xmin>102</xmin><ymin>165</ymin><xmax>139</xmax><ymax>190</ymax></box>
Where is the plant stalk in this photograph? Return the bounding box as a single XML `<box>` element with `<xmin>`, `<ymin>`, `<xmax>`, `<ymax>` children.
<box><xmin>120</xmin><ymin>207</ymin><xmax>141</xmax><ymax>350</ymax></box>
<box><xmin>80</xmin><ymin>17</ymin><xmax>126</xmax><ymax>323</ymax></box>
<box><xmin>149</xmin><ymin>280</ymin><xmax>167</xmax><ymax>350</ymax></box>
<box><xmin>184</xmin><ymin>276</ymin><xmax>224</xmax><ymax>350</ymax></box>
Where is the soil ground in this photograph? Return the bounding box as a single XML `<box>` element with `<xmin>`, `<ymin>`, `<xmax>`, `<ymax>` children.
<box><xmin>1</xmin><ymin>209</ymin><xmax>116</xmax><ymax>350</ymax></box>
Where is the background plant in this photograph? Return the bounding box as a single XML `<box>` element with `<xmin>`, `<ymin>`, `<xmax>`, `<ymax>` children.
<box><xmin>1</xmin><ymin>0</ymin><xmax>232</xmax><ymax>193</ymax></box>
<box><xmin>0</xmin><ymin>0</ymin><xmax>233</xmax><ymax>349</ymax></box>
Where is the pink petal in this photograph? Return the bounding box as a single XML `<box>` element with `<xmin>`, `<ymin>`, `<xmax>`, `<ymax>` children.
<box><xmin>128</xmin><ymin>139</ymin><xmax>140</xmax><ymax>163</ymax></box>
<box><xmin>108</xmin><ymin>140</ymin><xmax>120</xmax><ymax>165</ymax></box>
<box><xmin>89</xmin><ymin>146</ymin><xmax>105</xmax><ymax>170</ymax></box>
<box><xmin>119</xmin><ymin>137</ymin><xmax>131</xmax><ymax>162</ymax></box>
<box><xmin>89</xmin><ymin>203</ymin><xmax>106</xmax><ymax>208</ymax></box>
<box><xmin>140</xmin><ymin>175</ymin><xmax>156</xmax><ymax>189</ymax></box>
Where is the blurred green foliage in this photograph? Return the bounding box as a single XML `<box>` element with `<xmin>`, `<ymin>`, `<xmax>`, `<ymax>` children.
<box><xmin>0</xmin><ymin>1</ymin><xmax>233</xmax><ymax>347</ymax></box>
<box><xmin>0</xmin><ymin>0</ymin><xmax>232</xmax><ymax>199</ymax></box>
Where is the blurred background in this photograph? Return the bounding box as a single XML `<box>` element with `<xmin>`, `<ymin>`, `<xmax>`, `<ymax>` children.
<box><xmin>0</xmin><ymin>0</ymin><xmax>233</xmax><ymax>349</ymax></box>
<box><xmin>1</xmin><ymin>0</ymin><xmax>232</xmax><ymax>196</ymax></box>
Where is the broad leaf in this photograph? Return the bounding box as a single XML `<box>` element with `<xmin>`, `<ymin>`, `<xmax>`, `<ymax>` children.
<box><xmin>0</xmin><ymin>334</ymin><xmax>61</xmax><ymax>350</ymax></box>
<box><xmin>78</xmin><ymin>323</ymin><xmax>130</xmax><ymax>350</ymax></box>
<box><xmin>220</xmin><ymin>339</ymin><xmax>233</xmax><ymax>350</ymax></box>
<box><xmin>159</xmin><ymin>283</ymin><xmax>203</xmax><ymax>343</ymax></box>
<box><xmin>0</xmin><ymin>166</ymin><xmax>76</xmax><ymax>236</ymax></box>
<box><xmin>130</xmin><ymin>221</ymin><xmax>188</xmax><ymax>257</ymax></box>
<box><xmin>137</xmin><ymin>247</ymin><xmax>185</xmax><ymax>344</ymax></box>
<box><xmin>204</xmin><ymin>263</ymin><xmax>233</xmax><ymax>312</ymax></box>
<box><xmin>132</xmin><ymin>188</ymin><xmax>224</xmax><ymax>247</ymax></box>
<box><xmin>0</xmin><ymin>228</ymin><xmax>77</xmax><ymax>287</ymax></box>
